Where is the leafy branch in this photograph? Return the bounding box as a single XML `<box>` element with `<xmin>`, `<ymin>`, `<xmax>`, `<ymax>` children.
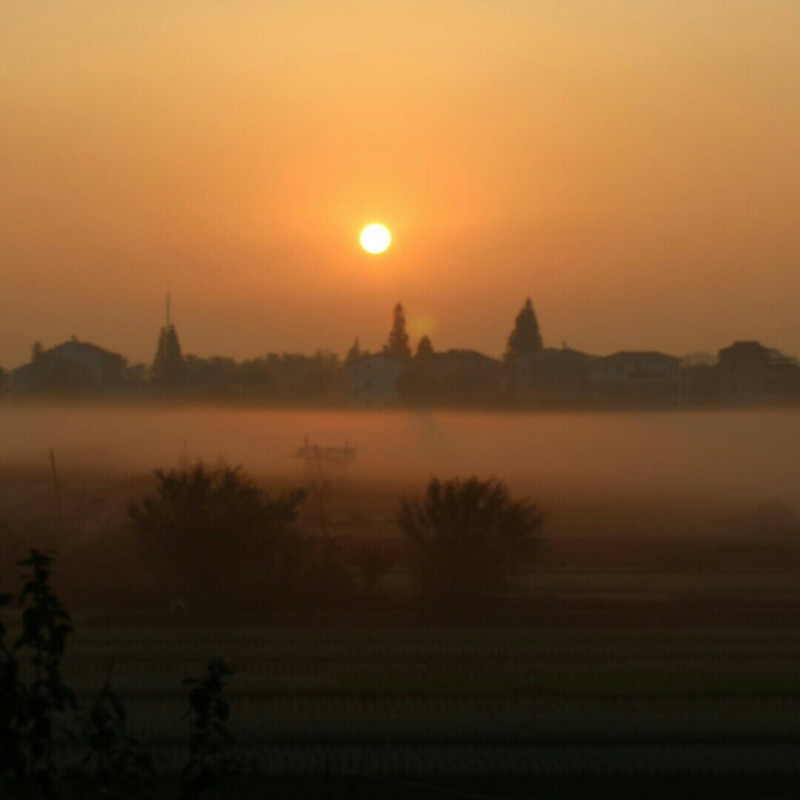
<box><xmin>181</xmin><ymin>659</ymin><xmax>241</xmax><ymax>799</ymax></box>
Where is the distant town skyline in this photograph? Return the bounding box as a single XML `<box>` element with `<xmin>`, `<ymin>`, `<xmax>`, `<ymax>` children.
<box><xmin>7</xmin><ymin>297</ymin><xmax>797</xmax><ymax>369</ymax></box>
<box><xmin>4</xmin><ymin>296</ymin><xmax>795</xmax><ymax>372</ymax></box>
<box><xmin>8</xmin><ymin>315</ymin><xmax>798</xmax><ymax>410</ymax></box>
<box><xmin>3</xmin><ymin>1</ymin><xmax>799</xmax><ymax>368</ymax></box>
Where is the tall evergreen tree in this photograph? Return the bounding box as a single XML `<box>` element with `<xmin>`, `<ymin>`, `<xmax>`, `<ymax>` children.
<box><xmin>383</xmin><ymin>303</ymin><xmax>411</xmax><ymax>361</ymax></box>
<box><xmin>504</xmin><ymin>298</ymin><xmax>543</xmax><ymax>362</ymax></box>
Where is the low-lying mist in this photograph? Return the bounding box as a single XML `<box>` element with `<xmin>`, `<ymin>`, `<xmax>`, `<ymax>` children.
<box><xmin>2</xmin><ymin>405</ymin><xmax>799</xmax><ymax>508</ymax></box>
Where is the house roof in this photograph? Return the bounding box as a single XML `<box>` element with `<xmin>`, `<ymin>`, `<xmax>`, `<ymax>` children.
<box><xmin>352</xmin><ymin>352</ymin><xmax>408</xmax><ymax>367</ymax></box>
<box><xmin>13</xmin><ymin>338</ymin><xmax>126</xmax><ymax>372</ymax></box>
<box><xmin>517</xmin><ymin>347</ymin><xmax>589</xmax><ymax>364</ymax></box>
<box><xmin>434</xmin><ymin>349</ymin><xmax>500</xmax><ymax>366</ymax></box>
<box><xmin>47</xmin><ymin>339</ymin><xmax>127</xmax><ymax>366</ymax></box>
<box><xmin>604</xmin><ymin>351</ymin><xmax>680</xmax><ymax>364</ymax></box>
<box><xmin>718</xmin><ymin>341</ymin><xmax>770</xmax><ymax>359</ymax></box>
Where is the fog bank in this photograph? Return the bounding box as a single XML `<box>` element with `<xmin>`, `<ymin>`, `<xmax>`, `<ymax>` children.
<box><xmin>2</xmin><ymin>406</ymin><xmax>798</xmax><ymax>506</ymax></box>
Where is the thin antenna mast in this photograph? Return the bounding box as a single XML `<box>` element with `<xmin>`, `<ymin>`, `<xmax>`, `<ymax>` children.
<box><xmin>166</xmin><ymin>293</ymin><xmax>171</xmax><ymax>327</ymax></box>
<box><xmin>49</xmin><ymin>449</ymin><xmax>63</xmax><ymax>530</ymax></box>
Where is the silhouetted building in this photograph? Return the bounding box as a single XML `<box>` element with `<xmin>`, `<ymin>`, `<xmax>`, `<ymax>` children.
<box><xmin>514</xmin><ymin>347</ymin><xmax>591</xmax><ymax>406</ymax></box>
<box><xmin>589</xmin><ymin>351</ymin><xmax>682</xmax><ymax>406</ymax></box>
<box><xmin>431</xmin><ymin>349</ymin><xmax>502</xmax><ymax>406</ymax></box>
<box><xmin>348</xmin><ymin>354</ymin><xmax>407</xmax><ymax>406</ymax></box>
<box><xmin>718</xmin><ymin>341</ymin><xmax>800</xmax><ymax>404</ymax></box>
<box><xmin>9</xmin><ymin>338</ymin><xmax>129</xmax><ymax>395</ymax></box>
<box><xmin>182</xmin><ymin>355</ymin><xmax>252</xmax><ymax>401</ymax></box>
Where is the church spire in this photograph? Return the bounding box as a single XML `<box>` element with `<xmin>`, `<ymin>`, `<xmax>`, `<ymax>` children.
<box><xmin>152</xmin><ymin>294</ymin><xmax>185</xmax><ymax>389</ymax></box>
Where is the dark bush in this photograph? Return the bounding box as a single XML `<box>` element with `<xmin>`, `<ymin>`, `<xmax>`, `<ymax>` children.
<box><xmin>128</xmin><ymin>463</ymin><xmax>305</xmax><ymax>606</ymax></box>
<box><xmin>398</xmin><ymin>477</ymin><xmax>545</xmax><ymax>614</ymax></box>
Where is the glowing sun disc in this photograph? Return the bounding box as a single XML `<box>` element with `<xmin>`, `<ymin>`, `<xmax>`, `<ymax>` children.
<box><xmin>360</xmin><ymin>224</ymin><xmax>391</xmax><ymax>254</ymax></box>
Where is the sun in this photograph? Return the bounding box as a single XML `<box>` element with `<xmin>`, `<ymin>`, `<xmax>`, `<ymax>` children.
<box><xmin>359</xmin><ymin>223</ymin><xmax>391</xmax><ymax>254</ymax></box>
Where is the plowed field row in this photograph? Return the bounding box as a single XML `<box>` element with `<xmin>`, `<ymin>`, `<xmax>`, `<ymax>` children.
<box><xmin>32</xmin><ymin>627</ymin><xmax>800</xmax><ymax>750</ymax></box>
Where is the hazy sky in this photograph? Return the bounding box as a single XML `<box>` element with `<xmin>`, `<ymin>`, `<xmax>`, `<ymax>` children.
<box><xmin>3</xmin><ymin>1</ymin><xmax>799</xmax><ymax>368</ymax></box>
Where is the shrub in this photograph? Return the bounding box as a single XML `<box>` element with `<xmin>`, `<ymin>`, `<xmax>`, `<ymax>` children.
<box><xmin>128</xmin><ymin>463</ymin><xmax>305</xmax><ymax>604</ymax></box>
<box><xmin>398</xmin><ymin>477</ymin><xmax>545</xmax><ymax>614</ymax></box>
<box><xmin>11</xmin><ymin>551</ymin><xmax>76</xmax><ymax>798</ymax></box>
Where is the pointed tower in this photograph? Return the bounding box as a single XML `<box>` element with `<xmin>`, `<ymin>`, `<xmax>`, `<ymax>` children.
<box><xmin>151</xmin><ymin>294</ymin><xmax>185</xmax><ymax>388</ymax></box>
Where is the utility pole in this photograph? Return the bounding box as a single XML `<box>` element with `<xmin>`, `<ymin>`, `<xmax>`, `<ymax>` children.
<box><xmin>49</xmin><ymin>449</ymin><xmax>63</xmax><ymax>530</ymax></box>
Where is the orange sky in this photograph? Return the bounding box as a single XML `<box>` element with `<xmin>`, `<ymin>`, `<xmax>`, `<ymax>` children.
<box><xmin>2</xmin><ymin>1</ymin><xmax>799</xmax><ymax>367</ymax></box>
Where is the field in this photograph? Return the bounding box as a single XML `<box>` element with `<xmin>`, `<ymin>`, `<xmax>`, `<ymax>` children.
<box><xmin>12</xmin><ymin>625</ymin><xmax>800</xmax><ymax>798</ymax></box>
<box><xmin>4</xmin><ymin>452</ymin><xmax>800</xmax><ymax>797</ymax></box>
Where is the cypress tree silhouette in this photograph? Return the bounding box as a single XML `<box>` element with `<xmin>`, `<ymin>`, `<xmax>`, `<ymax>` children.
<box><xmin>383</xmin><ymin>303</ymin><xmax>411</xmax><ymax>361</ymax></box>
<box><xmin>503</xmin><ymin>298</ymin><xmax>543</xmax><ymax>398</ymax></box>
<box><xmin>504</xmin><ymin>297</ymin><xmax>543</xmax><ymax>362</ymax></box>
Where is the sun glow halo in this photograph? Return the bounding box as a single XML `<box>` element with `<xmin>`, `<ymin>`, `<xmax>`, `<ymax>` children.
<box><xmin>360</xmin><ymin>224</ymin><xmax>391</xmax><ymax>254</ymax></box>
